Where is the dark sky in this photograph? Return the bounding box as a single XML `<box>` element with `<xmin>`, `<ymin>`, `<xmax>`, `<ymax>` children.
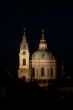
<box><xmin>0</xmin><ymin>1</ymin><xmax>73</xmax><ymax>74</ymax></box>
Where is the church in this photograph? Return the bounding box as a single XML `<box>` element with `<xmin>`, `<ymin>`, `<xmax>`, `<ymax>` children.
<box><xmin>18</xmin><ymin>29</ymin><xmax>56</xmax><ymax>87</ymax></box>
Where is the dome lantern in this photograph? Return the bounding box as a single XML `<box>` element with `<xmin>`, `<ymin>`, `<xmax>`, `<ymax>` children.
<box><xmin>38</xmin><ymin>29</ymin><xmax>48</xmax><ymax>50</ymax></box>
<box><xmin>41</xmin><ymin>29</ymin><xmax>45</xmax><ymax>40</ymax></box>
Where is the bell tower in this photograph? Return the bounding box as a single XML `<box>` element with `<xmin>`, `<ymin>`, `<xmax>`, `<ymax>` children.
<box><xmin>18</xmin><ymin>28</ymin><xmax>30</xmax><ymax>82</ymax></box>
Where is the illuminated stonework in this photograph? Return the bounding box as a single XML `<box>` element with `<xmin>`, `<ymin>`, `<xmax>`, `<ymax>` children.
<box><xmin>18</xmin><ymin>29</ymin><xmax>56</xmax><ymax>87</ymax></box>
<box><xmin>18</xmin><ymin>29</ymin><xmax>30</xmax><ymax>82</ymax></box>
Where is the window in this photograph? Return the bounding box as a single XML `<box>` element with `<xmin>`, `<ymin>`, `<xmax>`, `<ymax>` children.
<box><xmin>42</xmin><ymin>54</ymin><xmax>44</xmax><ymax>58</ymax></box>
<box><xmin>37</xmin><ymin>69</ymin><xmax>38</xmax><ymax>77</ymax></box>
<box><xmin>23</xmin><ymin>51</ymin><xmax>26</xmax><ymax>55</ymax></box>
<box><xmin>21</xmin><ymin>70</ymin><xmax>23</xmax><ymax>72</ymax></box>
<box><xmin>23</xmin><ymin>59</ymin><xmax>26</xmax><ymax>65</ymax></box>
<box><xmin>41</xmin><ymin>67</ymin><xmax>44</xmax><ymax>76</ymax></box>
<box><xmin>32</xmin><ymin>68</ymin><xmax>35</xmax><ymax>77</ymax></box>
<box><xmin>51</xmin><ymin>68</ymin><xmax>53</xmax><ymax>77</ymax></box>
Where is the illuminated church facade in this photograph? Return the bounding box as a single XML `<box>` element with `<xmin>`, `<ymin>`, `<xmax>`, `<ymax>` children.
<box><xmin>18</xmin><ymin>29</ymin><xmax>56</xmax><ymax>87</ymax></box>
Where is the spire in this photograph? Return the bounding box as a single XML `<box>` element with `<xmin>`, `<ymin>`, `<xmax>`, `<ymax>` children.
<box><xmin>20</xmin><ymin>28</ymin><xmax>29</xmax><ymax>50</ymax></box>
<box><xmin>23</xmin><ymin>28</ymin><xmax>26</xmax><ymax>35</ymax></box>
<box><xmin>23</xmin><ymin>28</ymin><xmax>26</xmax><ymax>39</ymax></box>
<box><xmin>41</xmin><ymin>29</ymin><xmax>45</xmax><ymax>40</ymax></box>
<box><xmin>22</xmin><ymin>28</ymin><xmax>27</xmax><ymax>42</ymax></box>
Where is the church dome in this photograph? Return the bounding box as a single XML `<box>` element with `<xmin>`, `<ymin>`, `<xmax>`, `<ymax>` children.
<box><xmin>31</xmin><ymin>29</ymin><xmax>56</xmax><ymax>87</ymax></box>
<box><xmin>32</xmin><ymin>29</ymin><xmax>55</xmax><ymax>61</ymax></box>
<box><xmin>32</xmin><ymin>50</ymin><xmax>55</xmax><ymax>61</ymax></box>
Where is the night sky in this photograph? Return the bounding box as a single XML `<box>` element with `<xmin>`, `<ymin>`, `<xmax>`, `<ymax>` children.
<box><xmin>0</xmin><ymin>1</ymin><xmax>73</xmax><ymax>76</ymax></box>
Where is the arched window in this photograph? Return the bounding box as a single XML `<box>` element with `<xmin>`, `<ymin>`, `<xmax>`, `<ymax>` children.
<box><xmin>32</xmin><ymin>68</ymin><xmax>35</xmax><ymax>77</ymax></box>
<box><xmin>42</xmin><ymin>54</ymin><xmax>44</xmax><ymax>58</ymax></box>
<box><xmin>23</xmin><ymin>51</ymin><xmax>26</xmax><ymax>55</ymax></box>
<box><xmin>41</xmin><ymin>67</ymin><xmax>44</xmax><ymax>76</ymax></box>
<box><xmin>51</xmin><ymin>68</ymin><xmax>53</xmax><ymax>77</ymax></box>
<box><xmin>23</xmin><ymin>59</ymin><xmax>26</xmax><ymax>65</ymax></box>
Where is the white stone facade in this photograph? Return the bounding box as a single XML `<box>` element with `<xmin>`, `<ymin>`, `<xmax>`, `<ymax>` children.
<box><xmin>18</xmin><ymin>29</ymin><xmax>56</xmax><ymax>87</ymax></box>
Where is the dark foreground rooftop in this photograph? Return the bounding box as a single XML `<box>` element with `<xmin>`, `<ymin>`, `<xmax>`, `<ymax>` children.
<box><xmin>0</xmin><ymin>73</ymin><xmax>73</xmax><ymax>103</ymax></box>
